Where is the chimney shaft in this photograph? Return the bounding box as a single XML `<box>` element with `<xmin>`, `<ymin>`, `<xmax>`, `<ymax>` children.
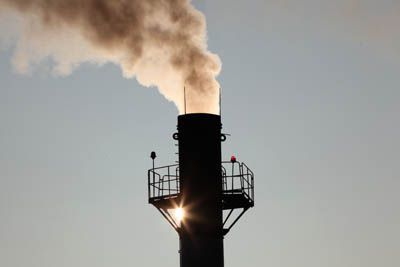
<box><xmin>177</xmin><ymin>113</ymin><xmax>224</xmax><ymax>267</ymax></box>
<box><xmin>148</xmin><ymin>113</ymin><xmax>254</xmax><ymax>267</ymax></box>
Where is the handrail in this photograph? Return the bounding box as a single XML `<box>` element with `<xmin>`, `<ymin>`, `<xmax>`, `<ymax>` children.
<box><xmin>221</xmin><ymin>161</ymin><xmax>254</xmax><ymax>205</ymax></box>
<box><xmin>148</xmin><ymin>161</ymin><xmax>254</xmax><ymax>204</ymax></box>
<box><xmin>148</xmin><ymin>164</ymin><xmax>180</xmax><ymax>200</ymax></box>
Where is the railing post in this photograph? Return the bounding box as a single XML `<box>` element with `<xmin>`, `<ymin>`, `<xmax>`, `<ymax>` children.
<box><xmin>148</xmin><ymin>170</ymin><xmax>150</xmax><ymax>201</ymax></box>
<box><xmin>240</xmin><ymin>163</ymin><xmax>244</xmax><ymax>192</ymax></box>
<box><xmin>168</xmin><ymin>166</ymin><xmax>171</xmax><ymax>196</ymax></box>
<box><xmin>231</xmin><ymin>163</ymin><xmax>234</xmax><ymax>192</ymax></box>
<box><xmin>251</xmin><ymin>171</ymin><xmax>254</xmax><ymax>202</ymax></box>
<box><xmin>153</xmin><ymin>171</ymin><xmax>155</xmax><ymax>198</ymax></box>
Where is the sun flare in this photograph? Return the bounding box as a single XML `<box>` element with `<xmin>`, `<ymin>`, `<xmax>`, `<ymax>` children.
<box><xmin>175</xmin><ymin>207</ymin><xmax>184</xmax><ymax>222</ymax></box>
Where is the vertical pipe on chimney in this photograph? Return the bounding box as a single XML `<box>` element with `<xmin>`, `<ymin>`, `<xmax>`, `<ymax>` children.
<box><xmin>177</xmin><ymin>113</ymin><xmax>224</xmax><ymax>267</ymax></box>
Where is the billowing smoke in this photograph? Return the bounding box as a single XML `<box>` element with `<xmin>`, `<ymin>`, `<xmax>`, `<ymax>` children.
<box><xmin>0</xmin><ymin>0</ymin><xmax>221</xmax><ymax>114</ymax></box>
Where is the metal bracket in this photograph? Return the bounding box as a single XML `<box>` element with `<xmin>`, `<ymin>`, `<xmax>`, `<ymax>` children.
<box><xmin>156</xmin><ymin>207</ymin><xmax>180</xmax><ymax>233</ymax></box>
<box><xmin>222</xmin><ymin>207</ymin><xmax>249</xmax><ymax>236</ymax></box>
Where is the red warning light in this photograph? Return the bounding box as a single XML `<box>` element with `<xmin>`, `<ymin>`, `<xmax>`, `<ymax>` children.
<box><xmin>230</xmin><ymin>155</ymin><xmax>236</xmax><ymax>163</ymax></box>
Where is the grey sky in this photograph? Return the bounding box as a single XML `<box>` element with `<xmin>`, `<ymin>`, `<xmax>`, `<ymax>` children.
<box><xmin>1</xmin><ymin>1</ymin><xmax>399</xmax><ymax>267</ymax></box>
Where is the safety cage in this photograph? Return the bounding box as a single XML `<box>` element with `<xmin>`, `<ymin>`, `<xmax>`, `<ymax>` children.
<box><xmin>148</xmin><ymin>159</ymin><xmax>254</xmax><ymax>234</ymax></box>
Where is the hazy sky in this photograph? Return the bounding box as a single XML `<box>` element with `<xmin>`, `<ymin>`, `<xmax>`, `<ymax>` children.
<box><xmin>1</xmin><ymin>1</ymin><xmax>399</xmax><ymax>267</ymax></box>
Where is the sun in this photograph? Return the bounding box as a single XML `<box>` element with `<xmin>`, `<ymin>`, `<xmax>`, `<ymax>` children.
<box><xmin>175</xmin><ymin>207</ymin><xmax>185</xmax><ymax>222</ymax></box>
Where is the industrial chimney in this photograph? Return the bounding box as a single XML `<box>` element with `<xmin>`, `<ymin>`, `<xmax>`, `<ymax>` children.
<box><xmin>148</xmin><ymin>113</ymin><xmax>254</xmax><ymax>267</ymax></box>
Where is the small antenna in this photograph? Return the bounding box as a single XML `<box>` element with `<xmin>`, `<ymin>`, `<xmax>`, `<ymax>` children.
<box><xmin>184</xmin><ymin>86</ymin><xmax>187</xmax><ymax>114</ymax></box>
<box><xmin>219</xmin><ymin>87</ymin><xmax>222</xmax><ymax>116</ymax></box>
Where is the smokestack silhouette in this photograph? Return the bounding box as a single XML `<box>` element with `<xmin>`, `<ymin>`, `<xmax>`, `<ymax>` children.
<box><xmin>0</xmin><ymin>0</ymin><xmax>221</xmax><ymax>113</ymax></box>
<box><xmin>149</xmin><ymin>114</ymin><xmax>255</xmax><ymax>267</ymax></box>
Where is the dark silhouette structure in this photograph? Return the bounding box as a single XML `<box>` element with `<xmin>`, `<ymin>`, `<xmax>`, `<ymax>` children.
<box><xmin>148</xmin><ymin>113</ymin><xmax>254</xmax><ymax>267</ymax></box>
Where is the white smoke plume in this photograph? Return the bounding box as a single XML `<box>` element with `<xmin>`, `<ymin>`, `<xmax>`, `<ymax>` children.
<box><xmin>0</xmin><ymin>0</ymin><xmax>221</xmax><ymax>114</ymax></box>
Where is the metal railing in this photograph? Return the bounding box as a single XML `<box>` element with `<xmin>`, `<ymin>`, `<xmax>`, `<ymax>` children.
<box><xmin>148</xmin><ymin>162</ymin><xmax>254</xmax><ymax>204</ymax></box>
<box><xmin>148</xmin><ymin>164</ymin><xmax>179</xmax><ymax>200</ymax></box>
<box><xmin>221</xmin><ymin>161</ymin><xmax>254</xmax><ymax>204</ymax></box>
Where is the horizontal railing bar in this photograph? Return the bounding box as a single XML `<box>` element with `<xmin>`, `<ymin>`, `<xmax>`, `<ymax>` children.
<box><xmin>149</xmin><ymin>164</ymin><xmax>179</xmax><ymax>171</ymax></box>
